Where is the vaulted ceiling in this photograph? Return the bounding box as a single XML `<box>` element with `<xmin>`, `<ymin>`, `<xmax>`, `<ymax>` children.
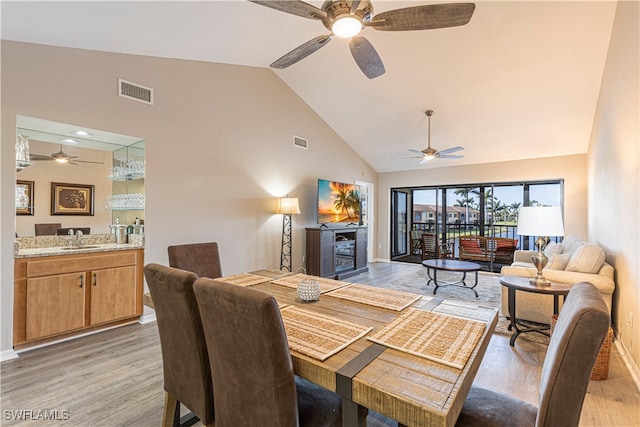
<box><xmin>1</xmin><ymin>1</ymin><xmax>617</xmax><ymax>172</ymax></box>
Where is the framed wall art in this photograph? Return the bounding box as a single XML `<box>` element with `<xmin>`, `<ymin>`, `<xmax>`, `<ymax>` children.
<box><xmin>51</xmin><ymin>182</ymin><xmax>95</xmax><ymax>216</ymax></box>
<box><xmin>16</xmin><ymin>180</ymin><xmax>34</xmax><ymax>215</ymax></box>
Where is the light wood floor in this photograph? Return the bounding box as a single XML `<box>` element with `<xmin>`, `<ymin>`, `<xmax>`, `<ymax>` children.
<box><xmin>1</xmin><ymin>262</ymin><xmax>638</xmax><ymax>426</ymax></box>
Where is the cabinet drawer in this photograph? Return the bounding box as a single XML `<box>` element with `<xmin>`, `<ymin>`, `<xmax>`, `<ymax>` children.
<box><xmin>27</xmin><ymin>251</ymin><xmax>138</xmax><ymax>278</ymax></box>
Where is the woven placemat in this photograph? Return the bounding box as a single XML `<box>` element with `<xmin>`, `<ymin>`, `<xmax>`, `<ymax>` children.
<box><xmin>326</xmin><ymin>284</ymin><xmax>422</xmax><ymax>311</ymax></box>
<box><xmin>367</xmin><ymin>308</ymin><xmax>486</xmax><ymax>369</ymax></box>
<box><xmin>280</xmin><ymin>306</ymin><xmax>372</xmax><ymax>361</ymax></box>
<box><xmin>272</xmin><ymin>273</ymin><xmax>349</xmax><ymax>294</ymax></box>
<box><xmin>217</xmin><ymin>273</ymin><xmax>271</xmax><ymax>287</ymax></box>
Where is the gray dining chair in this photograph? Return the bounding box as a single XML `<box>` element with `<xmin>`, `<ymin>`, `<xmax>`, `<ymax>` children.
<box><xmin>143</xmin><ymin>263</ymin><xmax>214</xmax><ymax>427</ymax></box>
<box><xmin>34</xmin><ymin>223</ymin><xmax>61</xmax><ymax>236</ymax></box>
<box><xmin>167</xmin><ymin>242</ymin><xmax>222</xmax><ymax>279</ymax></box>
<box><xmin>456</xmin><ymin>281</ymin><xmax>610</xmax><ymax>427</ymax></box>
<box><xmin>193</xmin><ymin>277</ymin><xmax>367</xmax><ymax>427</ymax></box>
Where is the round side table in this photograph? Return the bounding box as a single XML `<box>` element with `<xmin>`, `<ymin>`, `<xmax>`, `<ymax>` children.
<box><xmin>499</xmin><ymin>275</ymin><xmax>571</xmax><ymax>346</ymax></box>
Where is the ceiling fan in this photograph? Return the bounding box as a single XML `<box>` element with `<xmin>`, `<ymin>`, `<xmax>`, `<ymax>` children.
<box><xmin>249</xmin><ymin>0</ymin><xmax>475</xmax><ymax>79</ymax></box>
<box><xmin>408</xmin><ymin>110</ymin><xmax>464</xmax><ymax>164</ymax></box>
<box><xmin>30</xmin><ymin>145</ymin><xmax>104</xmax><ymax>166</ymax></box>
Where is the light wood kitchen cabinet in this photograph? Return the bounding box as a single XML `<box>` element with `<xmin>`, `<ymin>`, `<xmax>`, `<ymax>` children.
<box><xmin>90</xmin><ymin>265</ymin><xmax>137</xmax><ymax>325</ymax></box>
<box><xmin>14</xmin><ymin>249</ymin><xmax>143</xmax><ymax>349</ymax></box>
<box><xmin>26</xmin><ymin>273</ymin><xmax>86</xmax><ymax>341</ymax></box>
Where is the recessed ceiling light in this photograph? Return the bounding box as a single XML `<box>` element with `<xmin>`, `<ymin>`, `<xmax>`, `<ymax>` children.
<box><xmin>71</xmin><ymin>130</ymin><xmax>93</xmax><ymax>137</ymax></box>
<box><xmin>60</xmin><ymin>138</ymin><xmax>80</xmax><ymax>144</ymax></box>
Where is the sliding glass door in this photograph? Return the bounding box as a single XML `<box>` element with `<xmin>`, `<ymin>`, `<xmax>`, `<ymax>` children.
<box><xmin>391</xmin><ymin>189</ymin><xmax>410</xmax><ymax>258</ymax></box>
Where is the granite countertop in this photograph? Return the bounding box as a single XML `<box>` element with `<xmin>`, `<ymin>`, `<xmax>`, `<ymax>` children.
<box><xmin>16</xmin><ymin>243</ymin><xmax>144</xmax><ymax>259</ymax></box>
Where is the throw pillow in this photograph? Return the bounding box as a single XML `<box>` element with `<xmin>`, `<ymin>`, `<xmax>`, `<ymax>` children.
<box><xmin>545</xmin><ymin>252</ymin><xmax>571</xmax><ymax>270</ymax></box>
<box><xmin>565</xmin><ymin>244</ymin><xmax>606</xmax><ymax>274</ymax></box>
<box><xmin>561</xmin><ymin>236</ymin><xmax>584</xmax><ymax>256</ymax></box>
<box><xmin>543</xmin><ymin>242</ymin><xmax>563</xmax><ymax>258</ymax></box>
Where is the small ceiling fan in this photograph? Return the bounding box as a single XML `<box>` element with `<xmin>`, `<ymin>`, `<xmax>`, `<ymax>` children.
<box><xmin>249</xmin><ymin>0</ymin><xmax>475</xmax><ymax>79</ymax></box>
<box><xmin>408</xmin><ymin>110</ymin><xmax>464</xmax><ymax>164</ymax></box>
<box><xmin>30</xmin><ymin>145</ymin><xmax>104</xmax><ymax>166</ymax></box>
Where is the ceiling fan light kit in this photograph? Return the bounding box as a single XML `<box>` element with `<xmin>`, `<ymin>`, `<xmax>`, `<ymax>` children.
<box><xmin>332</xmin><ymin>16</ymin><xmax>362</xmax><ymax>38</ymax></box>
<box><xmin>408</xmin><ymin>109</ymin><xmax>465</xmax><ymax>164</ymax></box>
<box><xmin>249</xmin><ymin>0</ymin><xmax>475</xmax><ymax>79</ymax></box>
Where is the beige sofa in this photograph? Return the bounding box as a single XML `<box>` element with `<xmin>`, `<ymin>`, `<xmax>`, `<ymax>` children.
<box><xmin>500</xmin><ymin>236</ymin><xmax>615</xmax><ymax>324</ymax></box>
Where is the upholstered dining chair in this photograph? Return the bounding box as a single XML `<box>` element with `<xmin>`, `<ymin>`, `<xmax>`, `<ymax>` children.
<box><xmin>193</xmin><ymin>278</ymin><xmax>365</xmax><ymax>427</ymax></box>
<box><xmin>34</xmin><ymin>223</ymin><xmax>61</xmax><ymax>236</ymax></box>
<box><xmin>167</xmin><ymin>242</ymin><xmax>222</xmax><ymax>279</ymax></box>
<box><xmin>456</xmin><ymin>282</ymin><xmax>610</xmax><ymax>427</ymax></box>
<box><xmin>143</xmin><ymin>263</ymin><xmax>214</xmax><ymax>427</ymax></box>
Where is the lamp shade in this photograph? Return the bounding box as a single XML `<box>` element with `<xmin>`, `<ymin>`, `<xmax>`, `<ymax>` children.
<box><xmin>276</xmin><ymin>197</ymin><xmax>301</xmax><ymax>215</ymax></box>
<box><xmin>517</xmin><ymin>206</ymin><xmax>565</xmax><ymax>236</ymax></box>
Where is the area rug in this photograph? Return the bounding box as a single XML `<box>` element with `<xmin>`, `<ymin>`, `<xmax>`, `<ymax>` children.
<box><xmin>353</xmin><ymin>267</ymin><xmax>549</xmax><ymax>345</ymax></box>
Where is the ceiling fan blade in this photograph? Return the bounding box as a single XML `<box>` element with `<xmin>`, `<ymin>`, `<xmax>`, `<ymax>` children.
<box><xmin>29</xmin><ymin>154</ymin><xmax>54</xmax><ymax>161</ymax></box>
<box><xmin>349</xmin><ymin>36</ymin><xmax>385</xmax><ymax>79</ymax></box>
<box><xmin>75</xmin><ymin>159</ymin><xmax>105</xmax><ymax>165</ymax></box>
<box><xmin>248</xmin><ymin>1</ymin><xmax>326</xmax><ymax>20</ymax></box>
<box><xmin>270</xmin><ymin>35</ymin><xmax>332</xmax><ymax>69</ymax></box>
<box><xmin>438</xmin><ymin>146</ymin><xmax>464</xmax><ymax>155</ymax></box>
<box><xmin>350</xmin><ymin>0</ymin><xmax>362</xmax><ymax>14</ymax></box>
<box><xmin>408</xmin><ymin>149</ymin><xmax>425</xmax><ymax>156</ymax></box>
<box><xmin>438</xmin><ymin>154</ymin><xmax>464</xmax><ymax>159</ymax></box>
<box><xmin>370</xmin><ymin>3</ymin><xmax>475</xmax><ymax>31</ymax></box>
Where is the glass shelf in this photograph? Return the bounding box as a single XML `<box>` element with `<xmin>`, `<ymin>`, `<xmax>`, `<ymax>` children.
<box><xmin>106</xmin><ymin>193</ymin><xmax>144</xmax><ymax>210</ymax></box>
<box><xmin>106</xmin><ymin>172</ymin><xmax>145</xmax><ymax>181</ymax></box>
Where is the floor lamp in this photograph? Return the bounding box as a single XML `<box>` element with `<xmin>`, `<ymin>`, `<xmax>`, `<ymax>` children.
<box><xmin>516</xmin><ymin>206</ymin><xmax>565</xmax><ymax>285</ymax></box>
<box><xmin>277</xmin><ymin>197</ymin><xmax>301</xmax><ymax>272</ymax></box>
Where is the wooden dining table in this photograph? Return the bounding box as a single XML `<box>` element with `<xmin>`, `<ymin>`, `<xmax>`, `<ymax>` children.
<box><xmin>243</xmin><ymin>270</ymin><xmax>498</xmax><ymax>427</ymax></box>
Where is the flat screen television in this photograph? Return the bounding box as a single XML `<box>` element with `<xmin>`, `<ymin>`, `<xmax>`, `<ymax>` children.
<box><xmin>317</xmin><ymin>179</ymin><xmax>361</xmax><ymax>225</ymax></box>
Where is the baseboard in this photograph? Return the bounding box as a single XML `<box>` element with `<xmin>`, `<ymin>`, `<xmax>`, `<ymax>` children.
<box><xmin>614</xmin><ymin>337</ymin><xmax>640</xmax><ymax>392</ymax></box>
<box><xmin>138</xmin><ymin>313</ymin><xmax>156</xmax><ymax>324</ymax></box>
<box><xmin>1</xmin><ymin>349</ymin><xmax>19</xmax><ymax>362</ymax></box>
<box><xmin>372</xmin><ymin>258</ymin><xmax>391</xmax><ymax>263</ymax></box>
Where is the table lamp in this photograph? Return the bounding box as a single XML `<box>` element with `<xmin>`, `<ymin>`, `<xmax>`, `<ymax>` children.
<box><xmin>276</xmin><ymin>197</ymin><xmax>301</xmax><ymax>272</ymax></box>
<box><xmin>516</xmin><ymin>206</ymin><xmax>565</xmax><ymax>286</ymax></box>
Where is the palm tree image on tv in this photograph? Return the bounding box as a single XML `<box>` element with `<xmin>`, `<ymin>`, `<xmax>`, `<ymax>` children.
<box><xmin>318</xmin><ymin>180</ymin><xmax>361</xmax><ymax>224</ymax></box>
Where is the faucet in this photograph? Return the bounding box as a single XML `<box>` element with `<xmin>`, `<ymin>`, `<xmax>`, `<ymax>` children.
<box><xmin>66</xmin><ymin>229</ymin><xmax>84</xmax><ymax>248</ymax></box>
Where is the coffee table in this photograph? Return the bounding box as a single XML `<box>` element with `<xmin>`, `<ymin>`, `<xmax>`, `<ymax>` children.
<box><xmin>500</xmin><ymin>275</ymin><xmax>572</xmax><ymax>346</ymax></box>
<box><xmin>422</xmin><ymin>259</ymin><xmax>482</xmax><ymax>297</ymax></box>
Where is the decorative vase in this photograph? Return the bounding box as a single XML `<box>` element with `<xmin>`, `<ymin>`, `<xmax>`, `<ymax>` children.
<box><xmin>297</xmin><ymin>279</ymin><xmax>321</xmax><ymax>302</ymax></box>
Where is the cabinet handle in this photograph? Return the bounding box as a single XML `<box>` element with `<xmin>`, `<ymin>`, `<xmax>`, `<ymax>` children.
<box><xmin>93</xmin><ymin>273</ymin><xmax>97</xmax><ymax>286</ymax></box>
<box><xmin>79</xmin><ymin>275</ymin><xmax>84</xmax><ymax>288</ymax></box>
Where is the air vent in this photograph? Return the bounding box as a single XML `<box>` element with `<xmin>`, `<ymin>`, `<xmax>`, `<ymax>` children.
<box><xmin>118</xmin><ymin>79</ymin><xmax>154</xmax><ymax>105</ymax></box>
<box><xmin>293</xmin><ymin>135</ymin><xmax>308</xmax><ymax>149</ymax></box>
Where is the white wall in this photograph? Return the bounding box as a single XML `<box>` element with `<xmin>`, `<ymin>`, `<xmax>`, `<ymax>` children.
<box><xmin>587</xmin><ymin>1</ymin><xmax>640</xmax><ymax>372</ymax></box>
<box><xmin>376</xmin><ymin>154</ymin><xmax>587</xmax><ymax>260</ymax></box>
<box><xmin>0</xmin><ymin>41</ymin><xmax>377</xmax><ymax>353</ymax></box>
